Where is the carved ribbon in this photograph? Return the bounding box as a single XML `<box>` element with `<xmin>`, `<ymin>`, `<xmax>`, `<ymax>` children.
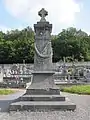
<box><xmin>35</xmin><ymin>43</ymin><xmax>50</xmax><ymax>58</ymax></box>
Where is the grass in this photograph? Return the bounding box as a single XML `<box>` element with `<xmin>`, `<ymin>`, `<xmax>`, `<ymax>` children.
<box><xmin>0</xmin><ymin>89</ymin><xmax>16</xmax><ymax>95</ymax></box>
<box><xmin>61</xmin><ymin>85</ymin><xmax>90</xmax><ymax>95</ymax></box>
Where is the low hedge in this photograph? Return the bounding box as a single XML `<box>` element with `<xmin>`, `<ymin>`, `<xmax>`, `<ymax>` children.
<box><xmin>61</xmin><ymin>85</ymin><xmax>90</xmax><ymax>95</ymax></box>
<box><xmin>0</xmin><ymin>89</ymin><xmax>16</xmax><ymax>95</ymax></box>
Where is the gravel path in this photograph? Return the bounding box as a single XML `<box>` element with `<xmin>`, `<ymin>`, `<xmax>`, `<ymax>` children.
<box><xmin>0</xmin><ymin>92</ymin><xmax>90</xmax><ymax>120</ymax></box>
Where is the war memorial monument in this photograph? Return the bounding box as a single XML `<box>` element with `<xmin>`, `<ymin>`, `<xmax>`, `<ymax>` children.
<box><xmin>10</xmin><ymin>8</ymin><xmax>76</xmax><ymax>111</ymax></box>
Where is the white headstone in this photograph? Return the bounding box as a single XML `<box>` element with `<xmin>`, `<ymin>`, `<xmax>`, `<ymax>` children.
<box><xmin>0</xmin><ymin>66</ymin><xmax>3</xmax><ymax>82</ymax></box>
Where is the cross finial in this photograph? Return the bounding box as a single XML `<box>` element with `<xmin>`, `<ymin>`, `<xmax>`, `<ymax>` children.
<box><xmin>38</xmin><ymin>8</ymin><xmax>48</xmax><ymax>22</ymax></box>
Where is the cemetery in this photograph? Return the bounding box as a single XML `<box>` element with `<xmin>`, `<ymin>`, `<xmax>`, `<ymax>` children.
<box><xmin>0</xmin><ymin>8</ymin><xmax>90</xmax><ymax>120</ymax></box>
<box><xmin>0</xmin><ymin>62</ymin><xmax>90</xmax><ymax>88</ymax></box>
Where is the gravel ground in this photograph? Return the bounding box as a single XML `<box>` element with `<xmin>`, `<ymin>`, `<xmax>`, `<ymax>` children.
<box><xmin>0</xmin><ymin>92</ymin><xmax>90</xmax><ymax>120</ymax></box>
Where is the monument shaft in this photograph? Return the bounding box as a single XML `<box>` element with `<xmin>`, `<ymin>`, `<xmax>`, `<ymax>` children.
<box><xmin>34</xmin><ymin>14</ymin><xmax>52</xmax><ymax>71</ymax></box>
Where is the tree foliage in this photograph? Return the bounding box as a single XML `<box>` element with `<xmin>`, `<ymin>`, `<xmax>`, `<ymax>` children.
<box><xmin>0</xmin><ymin>27</ymin><xmax>90</xmax><ymax>63</ymax></box>
<box><xmin>0</xmin><ymin>27</ymin><xmax>34</xmax><ymax>63</ymax></box>
<box><xmin>52</xmin><ymin>27</ymin><xmax>90</xmax><ymax>62</ymax></box>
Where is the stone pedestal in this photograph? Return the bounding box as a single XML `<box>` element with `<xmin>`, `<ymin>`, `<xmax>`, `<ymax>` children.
<box><xmin>10</xmin><ymin>71</ymin><xmax>76</xmax><ymax>111</ymax></box>
<box><xmin>9</xmin><ymin>8</ymin><xmax>76</xmax><ymax>111</ymax></box>
<box><xmin>10</xmin><ymin>70</ymin><xmax>76</xmax><ymax>111</ymax></box>
<box><xmin>26</xmin><ymin>71</ymin><xmax>60</xmax><ymax>95</ymax></box>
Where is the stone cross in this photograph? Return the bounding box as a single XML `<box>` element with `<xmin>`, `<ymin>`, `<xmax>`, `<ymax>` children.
<box><xmin>38</xmin><ymin>8</ymin><xmax>48</xmax><ymax>22</ymax></box>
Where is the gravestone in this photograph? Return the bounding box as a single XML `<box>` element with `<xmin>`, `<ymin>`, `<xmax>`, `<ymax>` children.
<box><xmin>0</xmin><ymin>65</ymin><xmax>4</xmax><ymax>83</ymax></box>
<box><xmin>83</xmin><ymin>68</ymin><xmax>90</xmax><ymax>82</ymax></box>
<box><xmin>9</xmin><ymin>8</ymin><xmax>76</xmax><ymax>111</ymax></box>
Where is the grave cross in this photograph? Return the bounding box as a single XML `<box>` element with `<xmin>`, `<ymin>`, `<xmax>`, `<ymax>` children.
<box><xmin>38</xmin><ymin>8</ymin><xmax>48</xmax><ymax>22</ymax></box>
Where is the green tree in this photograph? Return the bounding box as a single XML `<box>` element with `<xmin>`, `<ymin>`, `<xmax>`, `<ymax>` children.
<box><xmin>52</xmin><ymin>27</ymin><xmax>90</xmax><ymax>62</ymax></box>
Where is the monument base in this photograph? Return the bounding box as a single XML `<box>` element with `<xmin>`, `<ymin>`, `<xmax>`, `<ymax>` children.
<box><xmin>26</xmin><ymin>71</ymin><xmax>60</xmax><ymax>95</ymax></box>
<box><xmin>10</xmin><ymin>100</ymin><xmax>76</xmax><ymax>111</ymax></box>
<box><xmin>9</xmin><ymin>71</ymin><xmax>76</xmax><ymax>111</ymax></box>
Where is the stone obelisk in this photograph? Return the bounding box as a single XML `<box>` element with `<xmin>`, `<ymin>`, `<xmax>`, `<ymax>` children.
<box><xmin>34</xmin><ymin>8</ymin><xmax>52</xmax><ymax>71</ymax></box>
<box><xmin>25</xmin><ymin>8</ymin><xmax>60</xmax><ymax>95</ymax></box>
<box><xmin>10</xmin><ymin>8</ymin><xmax>76</xmax><ymax>111</ymax></box>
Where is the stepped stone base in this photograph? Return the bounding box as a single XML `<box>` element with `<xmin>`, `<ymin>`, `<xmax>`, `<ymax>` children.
<box><xmin>10</xmin><ymin>100</ymin><xmax>76</xmax><ymax>111</ymax></box>
<box><xmin>20</xmin><ymin>95</ymin><xmax>65</xmax><ymax>101</ymax></box>
<box><xmin>9</xmin><ymin>71</ymin><xmax>76</xmax><ymax>111</ymax></box>
<box><xmin>9</xmin><ymin>92</ymin><xmax>76</xmax><ymax>111</ymax></box>
<box><xmin>26</xmin><ymin>88</ymin><xmax>60</xmax><ymax>95</ymax></box>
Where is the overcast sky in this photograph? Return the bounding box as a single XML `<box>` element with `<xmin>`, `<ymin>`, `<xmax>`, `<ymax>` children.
<box><xmin>0</xmin><ymin>0</ymin><xmax>90</xmax><ymax>34</ymax></box>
